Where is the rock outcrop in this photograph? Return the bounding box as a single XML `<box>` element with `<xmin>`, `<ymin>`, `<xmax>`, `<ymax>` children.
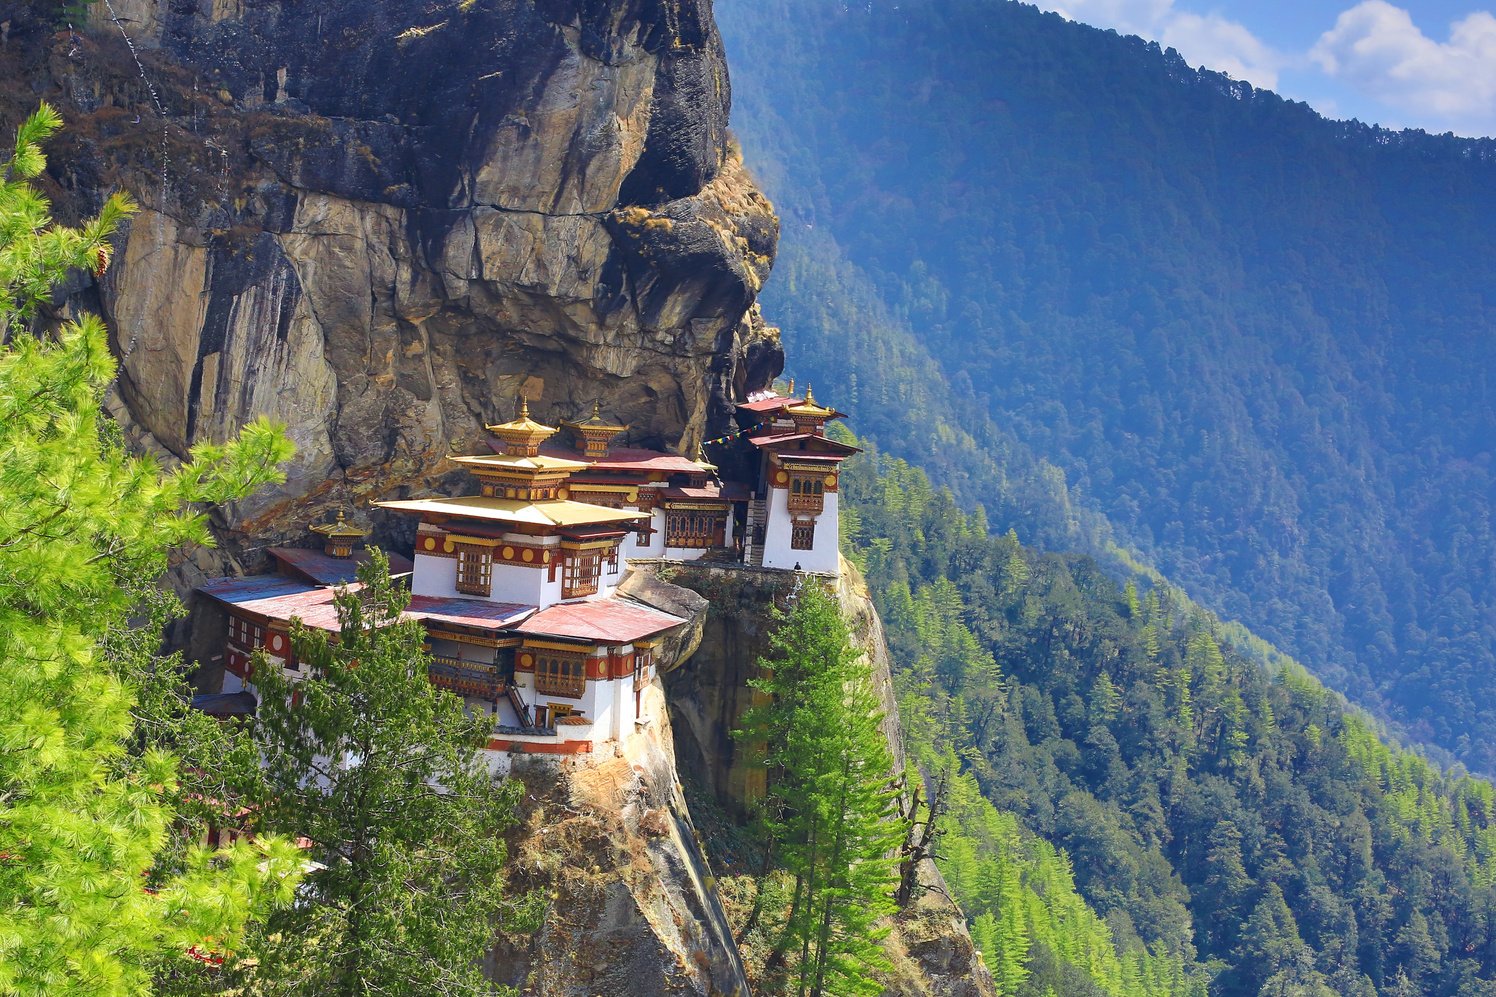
<box><xmin>491</xmin><ymin>703</ymin><xmax>750</xmax><ymax>996</ymax></box>
<box><xmin>646</xmin><ymin>558</ymin><xmax>997</xmax><ymax>997</ymax></box>
<box><xmin>0</xmin><ymin>0</ymin><xmax>779</xmax><ymax>572</ymax></box>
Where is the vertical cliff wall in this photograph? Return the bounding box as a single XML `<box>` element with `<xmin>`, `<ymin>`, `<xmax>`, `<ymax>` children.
<box><xmin>646</xmin><ymin>559</ymin><xmax>997</xmax><ymax>997</ymax></box>
<box><xmin>0</xmin><ymin>0</ymin><xmax>780</xmax><ymax>575</ymax></box>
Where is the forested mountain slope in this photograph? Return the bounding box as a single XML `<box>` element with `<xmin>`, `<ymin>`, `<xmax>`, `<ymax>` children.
<box><xmin>839</xmin><ymin>442</ymin><xmax>1496</xmax><ymax>996</ymax></box>
<box><xmin>716</xmin><ymin>0</ymin><xmax>1496</xmax><ymax>773</ymax></box>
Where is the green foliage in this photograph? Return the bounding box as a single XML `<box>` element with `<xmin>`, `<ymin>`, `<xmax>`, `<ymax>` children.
<box><xmin>55</xmin><ymin>3</ymin><xmax>93</xmax><ymax>28</ymax></box>
<box><xmin>837</xmin><ymin>442</ymin><xmax>1496</xmax><ymax>995</ymax></box>
<box><xmin>718</xmin><ymin>0</ymin><xmax>1496</xmax><ymax>775</ymax></box>
<box><xmin>921</xmin><ymin>750</ymin><xmax>1201</xmax><ymax>996</ymax></box>
<box><xmin>737</xmin><ymin>583</ymin><xmax>903</xmax><ymax>996</ymax></box>
<box><xmin>0</xmin><ymin>104</ymin><xmax>302</xmax><ymax>996</ymax></box>
<box><xmin>220</xmin><ymin>551</ymin><xmax>537</xmax><ymax>996</ymax></box>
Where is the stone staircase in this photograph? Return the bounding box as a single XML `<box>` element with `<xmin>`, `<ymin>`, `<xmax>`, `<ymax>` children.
<box><xmin>745</xmin><ymin>500</ymin><xmax>767</xmax><ymax>567</ymax></box>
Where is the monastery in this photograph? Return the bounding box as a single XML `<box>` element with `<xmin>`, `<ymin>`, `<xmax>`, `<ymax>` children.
<box><xmin>195</xmin><ymin>385</ymin><xmax>855</xmax><ymax>755</ymax></box>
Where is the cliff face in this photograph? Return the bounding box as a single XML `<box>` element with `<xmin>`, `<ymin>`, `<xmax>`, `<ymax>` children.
<box><xmin>491</xmin><ymin>698</ymin><xmax>751</xmax><ymax>996</ymax></box>
<box><xmin>652</xmin><ymin>559</ymin><xmax>997</xmax><ymax>997</ymax></box>
<box><xmin>0</xmin><ymin>0</ymin><xmax>779</xmax><ymax>569</ymax></box>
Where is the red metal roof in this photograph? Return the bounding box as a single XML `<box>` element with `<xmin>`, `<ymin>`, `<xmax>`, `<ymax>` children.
<box><xmin>269</xmin><ymin>547</ymin><xmax>413</xmax><ymax>586</ymax></box>
<box><xmin>567</xmin><ymin>474</ymin><xmax>658</xmax><ymax>487</ymax></box>
<box><xmin>749</xmin><ymin>432</ymin><xmax>860</xmax><ymax>455</ymax></box>
<box><xmin>513</xmin><ymin>598</ymin><xmax>684</xmax><ymax>644</ymax></box>
<box><xmin>557</xmin><ymin>523</ymin><xmax>630</xmax><ymax>541</ymax></box>
<box><xmin>198</xmin><ymin>577</ymin><xmax>347</xmax><ymax>632</ymax></box>
<box><xmin>200</xmin><ymin>573</ymin><xmax>319</xmax><ymax>603</ymax></box>
<box><xmin>737</xmin><ymin>396</ymin><xmax>802</xmax><ymax>413</ymax></box>
<box><xmin>542</xmin><ymin>442</ymin><xmax>707</xmax><ymax>474</ymax></box>
<box><xmin>404</xmin><ymin>595</ymin><xmax>535</xmax><ymax>631</ymax></box>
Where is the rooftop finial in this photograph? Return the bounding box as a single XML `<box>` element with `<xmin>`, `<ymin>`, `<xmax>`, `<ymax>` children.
<box><xmin>518</xmin><ymin>393</ymin><xmax>530</xmax><ymax>420</ymax></box>
<box><xmin>787</xmin><ymin>377</ymin><xmax>795</xmax><ymax>396</ymax></box>
<box><xmin>804</xmin><ymin>382</ymin><xmax>815</xmax><ymax>405</ymax></box>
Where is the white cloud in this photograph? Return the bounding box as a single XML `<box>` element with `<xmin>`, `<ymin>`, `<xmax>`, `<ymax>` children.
<box><xmin>1047</xmin><ymin>0</ymin><xmax>1174</xmax><ymax>36</ymax></box>
<box><xmin>1044</xmin><ymin>0</ymin><xmax>1282</xmax><ymax>89</ymax></box>
<box><xmin>1311</xmin><ymin>1</ymin><xmax>1496</xmax><ymax>134</ymax></box>
<box><xmin>1161</xmin><ymin>12</ymin><xmax>1281</xmax><ymax>88</ymax></box>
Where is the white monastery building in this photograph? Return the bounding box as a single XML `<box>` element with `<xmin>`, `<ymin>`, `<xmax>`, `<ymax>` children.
<box><xmin>195</xmin><ymin>384</ymin><xmax>855</xmax><ymax>755</ymax></box>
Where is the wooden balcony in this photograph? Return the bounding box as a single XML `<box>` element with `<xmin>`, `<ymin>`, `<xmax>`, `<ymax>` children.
<box><xmin>534</xmin><ymin>669</ymin><xmax>586</xmax><ymax>699</ymax></box>
<box><xmin>786</xmin><ymin>491</ymin><xmax>825</xmax><ymax>514</ymax></box>
<box><xmin>428</xmin><ymin>656</ymin><xmax>506</xmax><ymax>699</ymax></box>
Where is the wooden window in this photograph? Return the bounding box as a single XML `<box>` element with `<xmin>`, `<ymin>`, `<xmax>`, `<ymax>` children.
<box><xmin>606</xmin><ymin>545</ymin><xmax>620</xmax><ymax>575</ymax></box>
<box><xmin>563</xmin><ymin>550</ymin><xmax>602</xmax><ymax>598</ymax></box>
<box><xmin>665</xmin><ymin>510</ymin><xmax>725</xmax><ymax>549</ymax></box>
<box><xmin>533</xmin><ymin>651</ymin><xmax>586</xmax><ymax>698</ymax></box>
<box><xmin>230</xmin><ymin>618</ymin><xmax>265</xmax><ymax>649</ymax></box>
<box><xmin>634</xmin><ymin>515</ymin><xmax>656</xmax><ymax>544</ymax></box>
<box><xmin>790</xmin><ymin>519</ymin><xmax>816</xmax><ymax>551</ymax></box>
<box><xmin>455</xmin><ymin>545</ymin><xmax>492</xmax><ymax>596</ymax></box>
<box><xmin>787</xmin><ymin>474</ymin><xmax>825</xmax><ymax>513</ymax></box>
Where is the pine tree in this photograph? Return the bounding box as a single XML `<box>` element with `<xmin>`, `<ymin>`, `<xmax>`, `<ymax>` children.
<box><xmin>739</xmin><ymin>583</ymin><xmax>903</xmax><ymax>997</ymax></box>
<box><xmin>989</xmin><ymin>853</ymin><xmax>1031</xmax><ymax>995</ymax></box>
<box><xmin>225</xmin><ymin>551</ymin><xmax>537</xmax><ymax>996</ymax></box>
<box><xmin>0</xmin><ymin>104</ymin><xmax>303</xmax><ymax>995</ymax></box>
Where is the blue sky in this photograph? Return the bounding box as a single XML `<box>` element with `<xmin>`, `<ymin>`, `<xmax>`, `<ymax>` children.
<box><xmin>1038</xmin><ymin>0</ymin><xmax>1496</xmax><ymax>136</ymax></box>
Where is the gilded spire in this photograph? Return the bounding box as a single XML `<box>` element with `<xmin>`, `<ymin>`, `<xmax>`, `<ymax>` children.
<box><xmin>785</xmin><ymin>382</ymin><xmax>837</xmax><ymax>423</ymax></box>
<box><xmin>486</xmin><ymin>389</ymin><xmax>558</xmax><ymax>457</ymax></box>
<box><xmin>310</xmin><ymin>509</ymin><xmax>369</xmax><ymax>557</ymax></box>
<box><xmin>310</xmin><ymin>509</ymin><xmax>369</xmax><ymax>539</ymax></box>
<box><xmin>561</xmin><ymin>399</ymin><xmax>628</xmax><ymax>459</ymax></box>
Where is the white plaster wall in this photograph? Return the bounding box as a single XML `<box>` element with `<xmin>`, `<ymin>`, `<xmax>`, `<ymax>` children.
<box><xmin>489</xmin><ymin>560</ymin><xmax>553</xmax><ymax>605</ymax></box>
<box><xmin>480</xmin><ymin>750</ymin><xmax>513</xmax><ymax>779</ymax></box>
<box><xmin>619</xmin><ymin>507</ymin><xmax>666</xmax><ymax>560</ymax></box>
<box><xmin>762</xmin><ymin>488</ymin><xmax>840</xmax><ymax>574</ymax></box>
<box><xmin>600</xmin><ymin>550</ymin><xmax>624</xmax><ymax>595</ymax></box>
<box><xmin>412</xmin><ymin>549</ymin><xmax>460</xmax><ymax>598</ymax></box>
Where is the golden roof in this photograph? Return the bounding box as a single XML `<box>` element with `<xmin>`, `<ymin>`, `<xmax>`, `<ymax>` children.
<box><xmin>449</xmin><ymin>453</ymin><xmax>588</xmax><ymax>473</ymax></box>
<box><xmin>309</xmin><ymin>510</ymin><xmax>369</xmax><ymax>540</ymax></box>
<box><xmin>784</xmin><ymin>383</ymin><xmax>837</xmax><ymax>419</ymax></box>
<box><xmin>375</xmin><ymin>495</ymin><xmax>646</xmax><ymax>528</ymax></box>
<box><xmin>562</xmin><ymin>401</ymin><xmax>629</xmax><ymax>436</ymax></box>
<box><xmin>485</xmin><ymin>396</ymin><xmax>558</xmax><ymax>454</ymax></box>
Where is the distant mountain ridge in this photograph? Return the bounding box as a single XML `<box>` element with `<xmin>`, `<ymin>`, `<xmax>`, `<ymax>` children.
<box><xmin>716</xmin><ymin>0</ymin><xmax>1496</xmax><ymax>773</ymax></box>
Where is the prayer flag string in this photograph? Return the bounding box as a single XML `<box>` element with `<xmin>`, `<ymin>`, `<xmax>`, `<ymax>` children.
<box><xmin>703</xmin><ymin>421</ymin><xmax>769</xmax><ymax>446</ymax></box>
